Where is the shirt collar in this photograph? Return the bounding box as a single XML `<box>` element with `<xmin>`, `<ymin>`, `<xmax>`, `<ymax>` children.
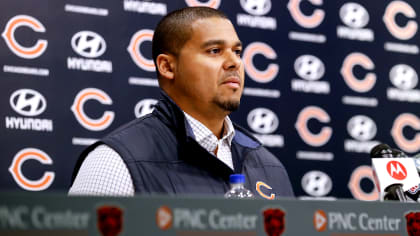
<box><xmin>183</xmin><ymin>112</ymin><xmax>235</xmax><ymax>150</ymax></box>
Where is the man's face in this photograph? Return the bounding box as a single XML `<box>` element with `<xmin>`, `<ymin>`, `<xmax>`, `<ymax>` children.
<box><xmin>173</xmin><ymin>17</ymin><xmax>244</xmax><ymax>113</ymax></box>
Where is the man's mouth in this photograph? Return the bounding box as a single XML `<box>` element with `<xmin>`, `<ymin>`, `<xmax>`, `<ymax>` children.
<box><xmin>221</xmin><ymin>76</ymin><xmax>241</xmax><ymax>89</ymax></box>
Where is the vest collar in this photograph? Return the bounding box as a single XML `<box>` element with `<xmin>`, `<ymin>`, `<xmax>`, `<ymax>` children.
<box><xmin>153</xmin><ymin>90</ymin><xmax>261</xmax><ymax>150</ymax></box>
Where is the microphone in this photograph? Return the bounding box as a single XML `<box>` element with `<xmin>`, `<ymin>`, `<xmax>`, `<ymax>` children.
<box><xmin>370</xmin><ymin>143</ymin><xmax>393</xmax><ymax>158</ymax></box>
<box><xmin>391</xmin><ymin>148</ymin><xmax>407</xmax><ymax>158</ymax></box>
<box><xmin>384</xmin><ymin>183</ymin><xmax>407</xmax><ymax>201</ymax></box>
<box><xmin>411</xmin><ymin>153</ymin><xmax>420</xmax><ymax>173</ymax></box>
<box><xmin>370</xmin><ymin>143</ymin><xmax>420</xmax><ymax>202</ymax></box>
<box><xmin>404</xmin><ymin>153</ymin><xmax>420</xmax><ymax>202</ymax></box>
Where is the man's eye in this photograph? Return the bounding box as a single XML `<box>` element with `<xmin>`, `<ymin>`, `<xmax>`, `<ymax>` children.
<box><xmin>235</xmin><ymin>49</ymin><xmax>242</xmax><ymax>56</ymax></box>
<box><xmin>208</xmin><ymin>48</ymin><xmax>220</xmax><ymax>54</ymax></box>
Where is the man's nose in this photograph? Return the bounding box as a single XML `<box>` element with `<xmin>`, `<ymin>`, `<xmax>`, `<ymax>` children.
<box><xmin>223</xmin><ymin>50</ymin><xmax>242</xmax><ymax>70</ymax></box>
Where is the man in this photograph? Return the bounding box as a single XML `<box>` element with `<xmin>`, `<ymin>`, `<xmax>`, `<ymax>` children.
<box><xmin>69</xmin><ymin>7</ymin><xmax>294</xmax><ymax>199</ymax></box>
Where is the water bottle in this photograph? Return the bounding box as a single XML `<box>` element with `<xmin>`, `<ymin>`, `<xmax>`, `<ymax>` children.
<box><xmin>224</xmin><ymin>174</ymin><xmax>254</xmax><ymax>199</ymax></box>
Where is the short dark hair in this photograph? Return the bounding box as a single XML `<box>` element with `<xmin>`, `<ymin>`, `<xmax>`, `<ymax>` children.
<box><xmin>152</xmin><ymin>7</ymin><xmax>228</xmax><ymax>77</ymax></box>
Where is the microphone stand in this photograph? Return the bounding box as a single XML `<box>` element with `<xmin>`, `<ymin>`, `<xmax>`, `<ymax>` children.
<box><xmin>384</xmin><ymin>184</ymin><xmax>408</xmax><ymax>202</ymax></box>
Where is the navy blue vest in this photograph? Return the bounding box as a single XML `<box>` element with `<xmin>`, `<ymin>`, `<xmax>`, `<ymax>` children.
<box><xmin>72</xmin><ymin>92</ymin><xmax>294</xmax><ymax>198</ymax></box>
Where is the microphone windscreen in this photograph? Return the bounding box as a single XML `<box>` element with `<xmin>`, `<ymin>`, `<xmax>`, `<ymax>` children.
<box><xmin>370</xmin><ymin>143</ymin><xmax>392</xmax><ymax>158</ymax></box>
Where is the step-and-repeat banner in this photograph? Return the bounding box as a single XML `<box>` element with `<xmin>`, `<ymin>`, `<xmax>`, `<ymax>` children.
<box><xmin>0</xmin><ymin>0</ymin><xmax>419</xmax><ymax>200</ymax></box>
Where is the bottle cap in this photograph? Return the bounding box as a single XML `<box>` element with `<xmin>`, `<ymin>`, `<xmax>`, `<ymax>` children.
<box><xmin>229</xmin><ymin>174</ymin><xmax>245</xmax><ymax>184</ymax></box>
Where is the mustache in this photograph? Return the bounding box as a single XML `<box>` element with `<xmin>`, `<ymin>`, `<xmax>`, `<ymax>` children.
<box><xmin>220</xmin><ymin>71</ymin><xmax>242</xmax><ymax>83</ymax></box>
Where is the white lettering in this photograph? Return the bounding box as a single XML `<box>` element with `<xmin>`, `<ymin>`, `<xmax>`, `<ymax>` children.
<box><xmin>236</xmin><ymin>14</ymin><xmax>276</xmax><ymax>30</ymax></box>
<box><xmin>3</xmin><ymin>65</ymin><xmax>49</xmax><ymax>76</ymax></box>
<box><xmin>289</xmin><ymin>31</ymin><xmax>326</xmax><ymax>43</ymax></box>
<box><xmin>0</xmin><ymin>206</ymin><xmax>29</xmax><ymax>229</ymax></box>
<box><xmin>253</xmin><ymin>134</ymin><xmax>284</xmax><ymax>147</ymax></box>
<box><xmin>174</xmin><ymin>209</ymin><xmax>206</xmax><ymax>230</ymax></box>
<box><xmin>358</xmin><ymin>213</ymin><xmax>401</xmax><ymax>231</ymax></box>
<box><xmin>128</xmin><ymin>77</ymin><xmax>159</xmax><ymax>87</ymax></box>
<box><xmin>329</xmin><ymin>212</ymin><xmax>357</xmax><ymax>230</ymax></box>
<box><xmin>5</xmin><ymin>117</ymin><xmax>53</xmax><ymax>132</ymax></box>
<box><xmin>64</xmin><ymin>4</ymin><xmax>109</xmax><ymax>16</ymax></box>
<box><xmin>344</xmin><ymin>140</ymin><xmax>379</xmax><ymax>153</ymax></box>
<box><xmin>243</xmin><ymin>87</ymin><xmax>280</xmax><ymax>98</ymax></box>
<box><xmin>123</xmin><ymin>0</ymin><xmax>167</xmax><ymax>15</ymax></box>
<box><xmin>384</xmin><ymin>42</ymin><xmax>419</xmax><ymax>55</ymax></box>
<box><xmin>208</xmin><ymin>209</ymin><xmax>257</xmax><ymax>230</ymax></box>
<box><xmin>387</xmin><ymin>88</ymin><xmax>420</xmax><ymax>103</ymax></box>
<box><xmin>72</xmin><ymin>137</ymin><xmax>98</xmax><ymax>146</ymax></box>
<box><xmin>67</xmin><ymin>57</ymin><xmax>113</xmax><ymax>73</ymax></box>
<box><xmin>291</xmin><ymin>79</ymin><xmax>330</xmax><ymax>94</ymax></box>
<box><xmin>337</xmin><ymin>26</ymin><xmax>374</xmax><ymax>42</ymax></box>
<box><xmin>342</xmin><ymin>96</ymin><xmax>378</xmax><ymax>107</ymax></box>
<box><xmin>296</xmin><ymin>151</ymin><xmax>334</xmax><ymax>161</ymax></box>
<box><xmin>31</xmin><ymin>206</ymin><xmax>89</xmax><ymax>229</ymax></box>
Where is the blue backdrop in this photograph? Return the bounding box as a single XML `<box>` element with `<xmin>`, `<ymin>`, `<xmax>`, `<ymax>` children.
<box><xmin>1</xmin><ymin>0</ymin><xmax>419</xmax><ymax>200</ymax></box>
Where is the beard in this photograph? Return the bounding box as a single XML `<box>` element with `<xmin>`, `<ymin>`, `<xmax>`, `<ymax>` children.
<box><xmin>212</xmin><ymin>96</ymin><xmax>240</xmax><ymax>112</ymax></box>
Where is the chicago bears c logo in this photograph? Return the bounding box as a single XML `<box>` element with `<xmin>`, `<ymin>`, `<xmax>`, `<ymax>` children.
<box><xmin>256</xmin><ymin>181</ymin><xmax>275</xmax><ymax>200</ymax></box>
<box><xmin>383</xmin><ymin>1</ymin><xmax>417</xmax><ymax>40</ymax></box>
<box><xmin>185</xmin><ymin>0</ymin><xmax>221</xmax><ymax>9</ymax></box>
<box><xmin>2</xmin><ymin>15</ymin><xmax>47</xmax><ymax>59</ymax></box>
<box><xmin>391</xmin><ymin>113</ymin><xmax>420</xmax><ymax>153</ymax></box>
<box><xmin>341</xmin><ymin>52</ymin><xmax>376</xmax><ymax>93</ymax></box>
<box><xmin>8</xmin><ymin>148</ymin><xmax>55</xmax><ymax>191</ymax></box>
<box><xmin>127</xmin><ymin>29</ymin><xmax>155</xmax><ymax>72</ymax></box>
<box><xmin>287</xmin><ymin>0</ymin><xmax>325</xmax><ymax>28</ymax></box>
<box><xmin>71</xmin><ymin>88</ymin><xmax>114</xmax><ymax>131</ymax></box>
<box><xmin>348</xmin><ymin>165</ymin><xmax>379</xmax><ymax>201</ymax></box>
<box><xmin>295</xmin><ymin>106</ymin><xmax>332</xmax><ymax>147</ymax></box>
<box><xmin>243</xmin><ymin>42</ymin><xmax>278</xmax><ymax>83</ymax></box>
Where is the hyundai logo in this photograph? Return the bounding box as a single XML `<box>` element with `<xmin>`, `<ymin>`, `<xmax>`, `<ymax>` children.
<box><xmin>247</xmin><ymin>107</ymin><xmax>279</xmax><ymax>134</ymax></box>
<box><xmin>390</xmin><ymin>64</ymin><xmax>418</xmax><ymax>90</ymax></box>
<box><xmin>134</xmin><ymin>99</ymin><xmax>158</xmax><ymax>118</ymax></box>
<box><xmin>294</xmin><ymin>55</ymin><xmax>325</xmax><ymax>81</ymax></box>
<box><xmin>339</xmin><ymin>2</ymin><xmax>369</xmax><ymax>28</ymax></box>
<box><xmin>71</xmin><ymin>31</ymin><xmax>106</xmax><ymax>58</ymax></box>
<box><xmin>10</xmin><ymin>89</ymin><xmax>47</xmax><ymax>117</ymax></box>
<box><xmin>240</xmin><ymin>0</ymin><xmax>271</xmax><ymax>16</ymax></box>
<box><xmin>347</xmin><ymin>115</ymin><xmax>377</xmax><ymax>141</ymax></box>
<box><xmin>301</xmin><ymin>170</ymin><xmax>332</xmax><ymax>197</ymax></box>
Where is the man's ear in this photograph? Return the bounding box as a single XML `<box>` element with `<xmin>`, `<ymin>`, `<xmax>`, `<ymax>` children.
<box><xmin>156</xmin><ymin>54</ymin><xmax>175</xmax><ymax>80</ymax></box>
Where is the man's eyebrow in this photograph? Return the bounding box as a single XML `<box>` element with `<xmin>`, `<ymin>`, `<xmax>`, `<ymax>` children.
<box><xmin>200</xmin><ymin>40</ymin><xmax>242</xmax><ymax>49</ymax></box>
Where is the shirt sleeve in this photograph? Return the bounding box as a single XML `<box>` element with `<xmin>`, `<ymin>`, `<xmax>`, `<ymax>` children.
<box><xmin>68</xmin><ymin>144</ymin><xmax>135</xmax><ymax>196</ymax></box>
